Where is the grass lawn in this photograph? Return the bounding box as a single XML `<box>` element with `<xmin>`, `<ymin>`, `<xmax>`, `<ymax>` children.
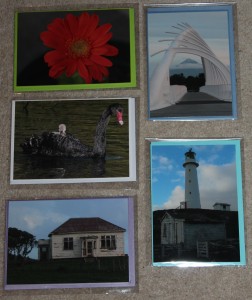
<box><xmin>7</xmin><ymin>256</ymin><xmax>129</xmax><ymax>285</ymax></box>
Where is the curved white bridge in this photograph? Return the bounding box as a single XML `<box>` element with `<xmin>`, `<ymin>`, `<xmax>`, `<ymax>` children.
<box><xmin>150</xmin><ymin>23</ymin><xmax>231</xmax><ymax>111</ymax></box>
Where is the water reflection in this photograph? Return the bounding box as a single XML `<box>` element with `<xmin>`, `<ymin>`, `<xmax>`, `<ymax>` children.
<box><xmin>14</xmin><ymin>154</ymin><xmax>111</xmax><ymax>179</ymax></box>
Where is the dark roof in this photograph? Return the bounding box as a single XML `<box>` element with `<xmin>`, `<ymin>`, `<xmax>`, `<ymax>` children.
<box><xmin>160</xmin><ymin>208</ymin><xmax>238</xmax><ymax>224</ymax></box>
<box><xmin>48</xmin><ymin>218</ymin><xmax>125</xmax><ymax>236</ymax></box>
<box><xmin>213</xmin><ymin>202</ymin><xmax>231</xmax><ymax>206</ymax></box>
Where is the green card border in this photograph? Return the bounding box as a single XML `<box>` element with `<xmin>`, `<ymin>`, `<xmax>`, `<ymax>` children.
<box><xmin>14</xmin><ymin>8</ymin><xmax>136</xmax><ymax>92</ymax></box>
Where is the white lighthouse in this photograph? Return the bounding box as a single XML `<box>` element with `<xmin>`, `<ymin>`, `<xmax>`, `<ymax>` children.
<box><xmin>183</xmin><ymin>148</ymin><xmax>201</xmax><ymax>209</ymax></box>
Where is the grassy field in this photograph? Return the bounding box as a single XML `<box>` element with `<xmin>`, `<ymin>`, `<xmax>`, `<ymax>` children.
<box><xmin>7</xmin><ymin>256</ymin><xmax>129</xmax><ymax>285</ymax></box>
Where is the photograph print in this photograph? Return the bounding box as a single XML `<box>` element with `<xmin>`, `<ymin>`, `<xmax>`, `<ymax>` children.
<box><xmin>11</xmin><ymin>97</ymin><xmax>136</xmax><ymax>184</ymax></box>
<box><xmin>147</xmin><ymin>4</ymin><xmax>237</xmax><ymax>120</ymax></box>
<box><xmin>5</xmin><ymin>197</ymin><xmax>135</xmax><ymax>290</ymax></box>
<box><xmin>14</xmin><ymin>8</ymin><xmax>136</xmax><ymax>92</ymax></box>
<box><xmin>150</xmin><ymin>139</ymin><xmax>245</xmax><ymax>267</ymax></box>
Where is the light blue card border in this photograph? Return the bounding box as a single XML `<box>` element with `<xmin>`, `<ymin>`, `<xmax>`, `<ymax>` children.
<box><xmin>146</xmin><ymin>4</ymin><xmax>237</xmax><ymax>121</ymax></box>
<box><xmin>149</xmin><ymin>139</ymin><xmax>245</xmax><ymax>267</ymax></box>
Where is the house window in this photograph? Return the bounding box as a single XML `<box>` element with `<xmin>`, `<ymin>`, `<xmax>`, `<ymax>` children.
<box><xmin>101</xmin><ymin>235</ymin><xmax>116</xmax><ymax>250</ymax></box>
<box><xmin>63</xmin><ymin>237</ymin><xmax>73</xmax><ymax>250</ymax></box>
<box><xmin>163</xmin><ymin>223</ymin><xmax>167</xmax><ymax>238</ymax></box>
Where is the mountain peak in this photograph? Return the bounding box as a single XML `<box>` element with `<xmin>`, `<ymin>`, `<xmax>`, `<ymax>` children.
<box><xmin>180</xmin><ymin>58</ymin><xmax>199</xmax><ymax>65</ymax></box>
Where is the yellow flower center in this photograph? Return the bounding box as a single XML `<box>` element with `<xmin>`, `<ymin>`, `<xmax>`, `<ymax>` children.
<box><xmin>67</xmin><ymin>39</ymin><xmax>90</xmax><ymax>59</ymax></box>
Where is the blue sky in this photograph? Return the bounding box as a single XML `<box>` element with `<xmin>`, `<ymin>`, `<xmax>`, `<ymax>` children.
<box><xmin>7</xmin><ymin>197</ymin><xmax>131</xmax><ymax>259</ymax></box>
<box><xmin>147</xmin><ymin>6</ymin><xmax>232</xmax><ymax>75</ymax></box>
<box><xmin>151</xmin><ymin>141</ymin><xmax>241</xmax><ymax>211</ymax></box>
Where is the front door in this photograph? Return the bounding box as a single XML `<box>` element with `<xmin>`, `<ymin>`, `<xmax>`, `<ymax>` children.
<box><xmin>87</xmin><ymin>241</ymin><xmax>93</xmax><ymax>256</ymax></box>
<box><xmin>82</xmin><ymin>240</ymin><xmax>96</xmax><ymax>257</ymax></box>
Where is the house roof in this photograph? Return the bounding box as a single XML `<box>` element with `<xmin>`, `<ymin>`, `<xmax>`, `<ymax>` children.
<box><xmin>48</xmin><ymin>218</ymin><xmax>126</xmax><ymax>236</ymax></box>
<box><xmin>161</xmin><ymin>208</ymin><xmax>238</xmax><ymax>224</ymax></box>
<box><xmin>213</xmin><ymin>202</ymin><xmax>231</xmax><ymax>207</ymax></box>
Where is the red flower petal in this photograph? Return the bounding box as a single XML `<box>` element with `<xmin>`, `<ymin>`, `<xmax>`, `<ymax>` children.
<box><xmin>77</xmin><ymin>59</ymin><xmax>92</xmax><ymax>83</ymax></box>
<box><xmin>84</xmin><ymin>14</ymin><xmax>99</xmax><ymax>38</ymax></box>
<box><xmin>47</xmin><ymin>18</ymin><xmax>72</xmax><ymax>40</ymax></box>
<box><xmin>92</xmin><ymin>32</ymin><xmax>112</xmax><ymax>48</ymax></box>
<box><xmin>44</xmin><ymin>50</ymin><xmax>66</xmax><ymax>66</ymax></box>
<box><xmin>91</xmin><ymin>44</ymin><xmax>118</xmax><ymax>57</ymax></box>
<box><xmin>90</xmin><ymin>54</ymin><xmax>113</xmax><ymax>67</ymax></box>
<box><xmin>65</xmin><ymin>60</ymin><xmax>78</xmax><ymax>77</ymax></box>
<box><xmin>65</xmin><ymin>14</ymin><xmax>79</xmax><ymax>37</ymax></box>
<box><xmin>91</xmin><ymin>46</ymin><xmax>110</xmax><ymax>56</ymax></box>
<box><xmin>99</xmin><ymin>65</ymin><xmax>109</xmax><ymax>77</ymax></box>
<box><xmin>91</xmin><ymin>23</ymin><xmax>112</xmax><ymax>41</ymax></box>
<box><xmin>77</xmin><ymin>12</ymin><xmax>91</xmax><ymax>36</ymax></box>
<box><xmin>48</xmin><ymin>61</ymin><xmax>67</xmax><ymax>78</ymax></box>
<box><xmin>81</xmin><ymin>57</ymin><xmax>93</xmax><ymax>66</ymax></box>
<box><xmin>91</xmin><ymin>64</ymin><xmax>109</xmax><ymax>78</ymax></box>
<box><xmin>88</xmin><ymin>64</ymin><xmax>104</xmax><ymax>82</ymax></box>
<box><xmin>102</xmin><ymin>44</ymin><xmax>119</xmax><ymax>56</ymax></box>
<box><xmin>40</xmin><ymin>31</ymin><xmax>66</xmax><ymax>51</ymax></box>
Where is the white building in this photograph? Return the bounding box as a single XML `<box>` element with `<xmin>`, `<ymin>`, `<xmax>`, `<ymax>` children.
<box><xmin>38</xmin><ymin>218</ymin><xmax>126</xmax><ymax>260</ymax></box>
<box><xmin>213</xmin><ymin>202</ymin><xmax>231</xmax><ymax>211</ymax></box>
<box><xmin>183</xmin><ymin>148</ymin><xmax>201</xmax><ymax>209</ymax></box>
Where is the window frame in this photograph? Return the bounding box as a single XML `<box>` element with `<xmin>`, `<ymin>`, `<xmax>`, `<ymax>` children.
<box><xmin>100</xmin><ymin>235</ymin><xmax>117</xmax><ymax>250</ymax></box>
<box><xmin>63</xmin><ymin>237</ymin><xmax>73</xmax><ymax>250</ymax></box>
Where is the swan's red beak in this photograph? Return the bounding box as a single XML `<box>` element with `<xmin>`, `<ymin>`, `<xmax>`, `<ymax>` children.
<box><xmin>116</xmin><ymin>110</ymin><xmax>123</xmax><ymax>126</ymax></box>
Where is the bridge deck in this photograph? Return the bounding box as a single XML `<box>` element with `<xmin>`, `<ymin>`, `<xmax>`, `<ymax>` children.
<box><xmin>150</xmin><ymin>92</ymin><xmax>232</xmax><ymax>119</ymax></box>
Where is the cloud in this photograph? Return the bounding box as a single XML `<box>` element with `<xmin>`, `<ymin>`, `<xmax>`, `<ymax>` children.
<box><xmin>201</xmin><ymin>154</ymin><xmax>219</xmax><ymax>164</ymax></box>
<box><xmin>161</xmin><ymin>161</ymin><xmax>238</xmax><ymax>211</ymax></box>
<box><xmin>152</xmin><ymin>155</ymin><xmax>174</xmax><ymax>176</ymax></box>
<box><xmin>10</xmin><ymin>206</ymin><xmax>67</xmax><ymax>233</ymax></box>
<box><xmin>163</xmin><ymin>185</ymin><xmax>185</xmax><ymax>209</ymax></box>
<box><xmin>198</xmin><ymin>162</ymin><xmax>238</xmax><ymax>210</ymax></box>
<box><xmin>24</xmin><ymin>211</ymin><xmax>67</xmax><ymax>231</ymax></box>
<box><xmin>152</xmin><ymin>177</ymin><xmax>158</xmax><ymax>183</ymax></box>
<box><xmin>153</xmin><ymin>155</ymin><xmax>173</xmax><ymax>167</ymax></box>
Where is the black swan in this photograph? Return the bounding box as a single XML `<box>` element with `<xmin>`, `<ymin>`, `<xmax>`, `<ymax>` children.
<box><xmin>20</xmin><ymin>103</ymin><xmax>124</xmax><ymax>158</ymax></box>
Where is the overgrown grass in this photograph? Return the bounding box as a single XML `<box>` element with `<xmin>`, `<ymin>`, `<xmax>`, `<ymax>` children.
<box><xmin>7</xmin><ymin>256</ymin><xmax>129</xmax><ymax>284</ymax></box>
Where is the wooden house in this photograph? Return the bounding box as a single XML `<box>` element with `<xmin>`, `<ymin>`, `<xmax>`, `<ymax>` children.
<box><xmin>153</xmin><ymin>209</ymin><xmax>239</xmax><ymax>261</ymax></box>
<box><xmin>38</xmin><ymin>217</ymin><xmax>126</xmax><ymax>260</ymax></box>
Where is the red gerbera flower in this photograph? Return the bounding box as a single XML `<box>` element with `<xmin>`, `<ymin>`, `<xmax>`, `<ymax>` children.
<box><xmin>40</xmin><ymin>12</ymin><xmax>119</xmax><ymax>83</ymax></box>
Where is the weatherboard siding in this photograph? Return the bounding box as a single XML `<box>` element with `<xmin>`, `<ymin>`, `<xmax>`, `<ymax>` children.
<box><xmin>160</xmin><ymin>213</ymin><xmax>227</xmax><ymax>250</ymax></box>
<box><xmin>184</xmin><ymin>223</ymin><xmax>226</xmax><ymax>250</ymax></box>
<box><xmin>161</xmin><ymin>215</ymin><xmax>184</xmax><ymax>245</ymax></box>
<box><xmin>51</xmin><ymin>232</ymin><xmax>125</xmax><ymax>259</ymax></box>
